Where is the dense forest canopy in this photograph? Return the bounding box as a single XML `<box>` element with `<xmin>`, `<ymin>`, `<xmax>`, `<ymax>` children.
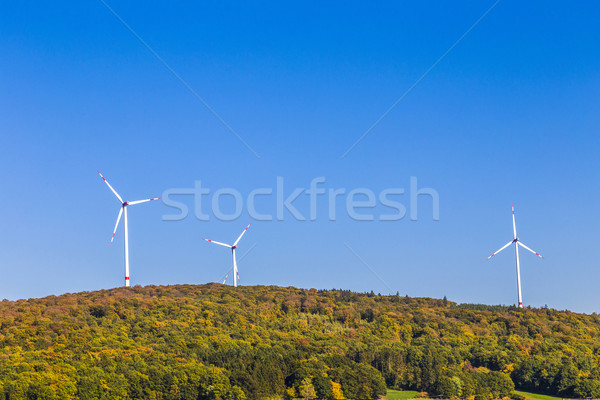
<box><xmin>0</xmin><ymin>284</ymin><xmax>599</xmax><ymax>400</ymax></box>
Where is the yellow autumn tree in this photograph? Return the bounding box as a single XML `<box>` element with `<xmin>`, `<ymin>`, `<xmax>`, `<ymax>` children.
<box><xmin>331</xmin><ymin>381</ymin><xmax>345</xmax><ymax>400</ymax></box>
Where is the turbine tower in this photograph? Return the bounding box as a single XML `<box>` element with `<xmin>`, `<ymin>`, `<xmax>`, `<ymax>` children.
<box><xmin>486</xmin><ymin>204</ymin><xmax>544</xmax><ymax>308</ymax></box>
<box><xmin>203</xmin><ymin>223</ymin><xmax>252</xmax><ymax>287</ymax></box>
<box><xmin>97</xmin><ymin>170</ymin><xmax>161</xmax><ymax>287</ymax></box>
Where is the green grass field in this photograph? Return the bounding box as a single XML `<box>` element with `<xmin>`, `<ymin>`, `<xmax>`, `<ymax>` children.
<box><xmin>515</xmin><ymin>390</ymin><xmax>566</xmax><ymax>400</ymax></box>
<box><xmin>385</xmin><ymin>390</ymin><xmax>420</xmax><ymax>400</ymax></box>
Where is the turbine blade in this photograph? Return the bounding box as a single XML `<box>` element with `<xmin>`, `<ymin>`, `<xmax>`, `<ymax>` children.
<box><xmin>128</xmin><ymin>197</ymin><xmax>161</xmax><ymax>206</ymax></box>
<box><xmin>518</xmin><ymin>241</ymin><xmax>544</xmax><ymax>259</ymax></box>
<box><xmin>111</xmin><ymin>207</ymin><xmax>124</xmax><ymax>245</ymax></box>
<box><xmin>486</xmin><ymin>240</ymin><xmax>514</xmax><ymax>260</ymax></box>
<box><xmin>233</xmin><ymin>223</ymin><xmax>252</xmax><ymax>246</ymax></box>
<box><xmin>218</xmin><ymin>267</ymin><xmax>233</xmax><ymax>284</ymax></box>
<box><xmin>202</xmin><ymin>238</ymin><xmax>232</xmax><ymax>248</ymax></box>
<box><xmin>236</xmin><ymin>271</ymin><xmax>240</xmax><ymax>283</ymax></box>
<box><xmin>512</xmin><ymin>204</ymin><xmax>517</xmax><ymax>239</ymax></box>
<box><xmin>97</xmin><ymin>170</ymin><xmax>123</xmax><ymax>203</ymax></box>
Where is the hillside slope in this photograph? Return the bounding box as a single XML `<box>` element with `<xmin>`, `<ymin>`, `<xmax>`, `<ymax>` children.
<box><xmin>0</xmin><ymin>284</ymin><xmax>599</xmax><ymax>400</ymax></box>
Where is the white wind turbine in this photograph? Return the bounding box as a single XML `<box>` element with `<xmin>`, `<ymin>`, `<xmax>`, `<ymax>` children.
<box><xmin>203</xmin><ymin>223</ymin><xmax>251</xmax><ymax>287</ymax></box>
<box><xmin>486</xmin><ymin>204</ymin><xmax>544</xmax><ymax>308</ymax></box>
<box><xmin>97</xmin><ymin>170</ymin><xmax>161</xmax><ymax>287</ymax></box>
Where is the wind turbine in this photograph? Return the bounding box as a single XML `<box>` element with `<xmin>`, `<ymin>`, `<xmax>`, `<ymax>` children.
<box><xmin>203</xmin><ymin>223</ymin><xmax>251</xmax><ymax>287</ymax></box>
<box><xmin>486</xmin><ymin>204</ymin><xmax>544</xmax><ymax>308</ymax></box>
<box><xmin>97</xmin><ymin>170</ymin><xmax>161</xmax><ymax>287</ymax></box>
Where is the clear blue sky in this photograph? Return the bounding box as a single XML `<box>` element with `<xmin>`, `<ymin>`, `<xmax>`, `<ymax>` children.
<box><xmin>1</xmin><ymin>1</ymin><xmax>598</xmax><ymax>312</ymax></box>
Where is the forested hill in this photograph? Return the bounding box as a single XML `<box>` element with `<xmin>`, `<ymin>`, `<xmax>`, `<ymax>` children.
<box><xmin>1</xmin><ymin>284</ymin><xmax>599</xmax><ymax>400</ymax></box>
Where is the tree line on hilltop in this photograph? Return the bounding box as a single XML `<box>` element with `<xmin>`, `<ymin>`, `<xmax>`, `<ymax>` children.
<box><xmin>0</xmin><ymin>284</ymin><xmax>599</xmax><ymax>399</ymax></box>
